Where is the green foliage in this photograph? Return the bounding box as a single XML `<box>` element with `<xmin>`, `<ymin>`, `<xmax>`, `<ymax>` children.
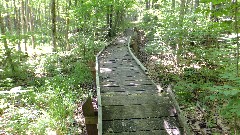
<box><xmin>0</xmin><ymin>47</ymin><xmax>93</xmax><ymax>134</ymax></box>
<box><xmin>1</xmin><ymin>0</ymin><xmax>137</xmax><ymax>133</ymax></box>
<box><xmin>207</xmin><ymin>73</ymin><xmax>240</xmax><ymax>118</ymax></box>
<box><xmin>0</xmin><ymin>48</ymin><xmax>34</xmax><ymax>81</ymax></box>
<box><xmin>138</xmin><ymin>0</ymin><xmax>240</xmax><ymax>133</ymax></box>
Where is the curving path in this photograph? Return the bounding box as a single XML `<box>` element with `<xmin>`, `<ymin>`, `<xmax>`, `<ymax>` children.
<box><xmin>96</xmin><ymin>33</ymin><xmax>187</xmax><ymax>135</ymax></box>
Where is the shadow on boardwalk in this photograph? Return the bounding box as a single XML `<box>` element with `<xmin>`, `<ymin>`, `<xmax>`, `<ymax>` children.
<box><xmin>96</xmin><ymin>32</ymin><xmax>188</xmax><ymax>135</ymax></box>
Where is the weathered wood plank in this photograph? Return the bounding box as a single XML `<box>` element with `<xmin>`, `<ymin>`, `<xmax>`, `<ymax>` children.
<box><xmin>101</xmin><ymin>80</ymin><xmax>153</xmax><ymax>86</ymax></box>
<box><xmin>102</xmin><ymin>128</ymin><xmax>184</xmax><ymax>135</ymax></box>
<box><xmin>100</xmin><ymin>91</ymin><xmax>158</xmax><ymax>96</ymax></box>
<box><xmin>102</xmin><ymin>94</ymin><xmax>170</xmax><ymax>106</ymax></box>
<box><xmin>102</xmin><ymin>117</ymin><xmax>182</xmax><ymax>133</ymax></box>
<box><xmin>100</xmin><ymin>70</ymin><xmax>145</xmax><ymax>77</ymax></box>
<box><xmin>102</xmin><ymin>104</ymin><xmax>177</xmax><ymax>120</ymax></box>
<box><xmin>100</xmin><ymin>85</ymin><xmax>159</xmax><ymax>93</ymax></box>
<box><xmin>100</xmin><ymin>89</ymin><xmax>159</xmax><ymax>94</ymax></box>
<box><xmin>100</xmin><ymin>76</ymin><xmax>150</xmax><ymax>83</ymax></box>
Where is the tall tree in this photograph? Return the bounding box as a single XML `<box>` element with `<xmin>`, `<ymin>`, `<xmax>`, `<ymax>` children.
<box><xmin>13</xmin><ymin>0</ymin><xmax>21</xmax><ymax>51</ymax></box>
<box><xmin>107</xmin><ymin>4</ymin><xmax>113</xmax><ymax>38</ymax></box>
<box><xmin>21</xmin><ymin>0</ymin><xmax>28</xmax><ymax>53</ymax></box>
<box><xmin>234</xmin><ymin>0</ymin><xmax>239</xmax><ymax>76</ymax></box>
<box><xmin>5</xmin><ymin>0</ymin><xmax>11</xmax><ymax>32</ymax></box>
<box><xmin>146</xmin><ymin>0</ymin><xmax>150</xmax><ymax>9</ymax></box>
<box><xmin>66</xmin><ymin>0</ymin><xmax>71</xmax><ymax>51</ymax></box>
<box><xmin>0</xmin><ymin>10</ymin><xmax>15</xmax><ymax>73</ymax></box>
<box><xmin>29</xmin><ymin>5</ymin><xmax>35</xmax><ymax>49</ymax></box>
<box><xmin>172</xmin><ymin>0</ymin><xmax>175</xmax><ymax>9</ymax></box>
<box><xmin>177</xmin><ymin>0</ymin><xmax>186</xmax><ymax>64</ymax></box>
<box><xmin>52</xmin><ymin>0</ymin><xmax>57</xmax><ymax>52</ymax></box>
<box><xmin>194</xmin><ymin>0</ymin><xmax>199</xmax><ymax>10</ymax></box>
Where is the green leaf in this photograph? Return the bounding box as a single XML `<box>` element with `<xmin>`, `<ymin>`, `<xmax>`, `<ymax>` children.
<box><xmin>221</xmin><ymin>89</ymin><xmax>239</xmax><ymax>96</ymax></box>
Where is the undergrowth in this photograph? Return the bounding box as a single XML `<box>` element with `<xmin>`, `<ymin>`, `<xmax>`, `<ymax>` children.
<box><xmin>137</xmin><ymin>3</ymin><xmax>240</xmax><ymax>134</ymax></box>
<box><xmin>0</xmin><ymin>47</ymin><xmax>94</xmax><ymax>134</ymax></box>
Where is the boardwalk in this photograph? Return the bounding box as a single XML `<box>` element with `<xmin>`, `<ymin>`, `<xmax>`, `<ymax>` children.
<box><xmin>96</xmin><ymin>35</ymin><xmax>186</xmax><ymax>135</ymax></box>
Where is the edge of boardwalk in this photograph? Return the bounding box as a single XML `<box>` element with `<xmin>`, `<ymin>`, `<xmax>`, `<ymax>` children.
<box><xmin>96</xmin><ymin>38</ymin><xmax>118</xmax><ymax>135</ymax></box>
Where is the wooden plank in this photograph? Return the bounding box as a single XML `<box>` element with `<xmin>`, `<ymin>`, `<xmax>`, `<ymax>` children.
<box><xmin>102</xmin><ymin>117</ymin><xmax>182</xmax><ymax>133</ymax></box>
<box><xmin>102</xmin><ymin>104</ymin><xmax>177</xmax><ymax>120</ymax></box>
<box><xmin>100</xmin><ymin>89</ymin><xmax>158</xmax><ymax>94</ymax></box>
<box><xmin>101</xmin><ymin>83</ymin><xmax>155</xmax><ymax>88</ymax></box>
<box><xmin>100</xmin><ymin>91</ymin><xmax>159</xmax><ymax>96</ymax></box>
<box><xmin>100</xmin><ymin>70</ymin><xmax>145</xmax><ymax>76</ymax></box>
<box><xmin>102</xmin><ymin>94</ymin><xmax>170</xmax><ymax>106</ymax></box>
<box><xmin>100</xmin><ymin>75</ymin><xmax>150</xmax><ymax>82</ymax></box>
<box><xmin>100</xmin><ymin>85</ymin><xmax>158</xmax><ymax>93</ymax></box>
<box><xmin>102</xmin><ymin>128</ymin><xmax>184</xmax><ymax>135</ymax></box>
<box><xmin>101</xmin><ymin>80</ymin><xmax>153</xmax><ymax>86</ymax></box>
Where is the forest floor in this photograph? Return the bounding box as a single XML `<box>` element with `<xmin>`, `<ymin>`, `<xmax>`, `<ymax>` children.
<box><xmin>142</xmin><ymin>43</ymin><xmax>231</xmax><ymax>135</ymax></box>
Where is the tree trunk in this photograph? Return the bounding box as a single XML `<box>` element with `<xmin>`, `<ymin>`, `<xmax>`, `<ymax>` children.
<box><xmin>29</xmin><ymin>7</ymin><xmax>35</xmax><ymax>49</ymax></box>
<box><xmin>5</xmin><ymin>0</ymin><xmax>11</xmax><ymax>32</ymax></box>
<box><xmin>194</xmin><ymin>0</ymin><xmax>199</xmax><ymax>10</ymax></box>
<box><xmin>21</xmin><ymin>0</ymin><xmax>28</xmax><ymax>53</ymax></box>
<box><xmin>52</xmin><ymin>0</ymin><xmax>57</xmax><ymax>52</ymax></box>
<box><xmin>14</xmin><ymin>0</ymin><xmax>21</xmax><ymax>51</ymax></box>
<box><xmin>152</xmin><ymin>0</ymin><xmax>158</xmax><ymax>8</ymax></box>
<box><xmin>172</xmin><ymin>0</ymin><xmax>175</xmax><ymax>9</ymax></box>
<box><xmin>66</xmin><ymin>0</ymin><xmax>71</xmax><ymax>51</ymax></box>
<box><xmin>107</xmin><ymin>5</ymin><xmax>113</xmax><ymax>38</ymax></box>
<box><xmin>0</xmin><ymin>11</ymin><xmax>15</xmax><ymax>73</ymax></box>
<box><xmin>234</xmin><ymin>0</ymin><xmax>239</xmax><ymax>76</ymax></box>
<box><xmin>177</xmin><ymin>0</ymin><xmax>186</xmax><ymax>64</ymax></box>
<box><xmin>146</xmin><ymin>0</ymin><xmax>150</xmax><ymax>9</ymax></box>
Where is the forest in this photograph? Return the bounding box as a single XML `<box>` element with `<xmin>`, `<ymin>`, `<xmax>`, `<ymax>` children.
<box><xmin>0</xmin><ymin>0</ymin><xmax>240</xmax><ymax>134</ymax></box>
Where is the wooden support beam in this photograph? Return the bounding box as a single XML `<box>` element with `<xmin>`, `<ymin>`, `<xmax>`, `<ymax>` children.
<box><xmin>82</xmin><ymin>97</ymin><xmax>98</xmax><ymax>135</ymax></box>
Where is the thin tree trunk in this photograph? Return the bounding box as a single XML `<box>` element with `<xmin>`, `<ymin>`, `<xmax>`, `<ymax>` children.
<box><xmin>18</xmin><ymin>7</ymin><xmax>22</xmax><ymax>51</ymax></box>
<box><xmin>172</xmin><ymin>0</ymin><xmax>175</xmax><ymax>9</ymax></box>
<box><xmin>5</xmin><ymin>0</ymin><xmax>11</xmax><ymax>32</ymax></box>
<box><xmin>0</xmin><ymin>11</ymin><xmax>15</xmax><ymax>73</ymax></box>
<box><xmin>234</xmin><ymin>0</ymin><xmax>239</xmax><ymax>76</ymax></box>
<box><xmin>177</xmin><ymin>0</ymin><xmax>186</xmax><ymax>64</ymax></box>
<box><xmin>66</xmin><ymin>0</ymin><xmax>71</xmax><ymax>51</ymax></box>
<box><xmin>107</xmin><ymin>5</ymin><xmax>113</xmax><ymax>38</ymax></box>
<box><xmin>14</xmin><ymin>0</ymin><xmax>21</xmax><ymax>51</ymax></box>
<box><xmin>194</xmin><ymin>0</ymin><xmax>199</xmax><ymax>10</ymax></box>
<box><xmin>21</xmin><ymin>0</ymin><xmax>27</xmax><ymax>53</ymax></box>
<box><xmin>13</xmin><ymin>0</ymin><xmax>17</xmax><ymax>29</ymax></box>
<box><xmin>146</xmin><ymin>0</ymin><xmax>150</xmax><ymax>9</ymax></box>
<box><xmin>52</xmin><ymin>0</ymin><xmax>57</xmax><ymax>52</ymax></box>
<box><xmin>25</xmin><ymin>0</ymin><xmax>29</xmax><ymax>31</ymax></box>
<box><xmin>110</xmin><ymin>5</ymin><xmax>114</xmax><ymax>37</ymax></box>
<box><xmin>29</xmin><ymin>7</ymin><xmax>35</xmax><ymax>49</ymax></box>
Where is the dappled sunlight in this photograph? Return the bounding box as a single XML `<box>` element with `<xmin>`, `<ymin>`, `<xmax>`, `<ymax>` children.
<box><xmin>156</xmin><ymin>84</ymin><xmax>163</xmax><ymax>95</ymax></box>
<box><xmin>100</xmin><ymin>68</ymin><xmax>113</xmax><ymax>73</ymax></box>
<box><xmin>116</xmin><ymin>37</ymin><xmax>127</xmax><ymax>44</ymax></box>
<box><xmin>164</xmin><ymin>119</ymin><xmax>181</xmax><ymax>135</ymax></box>
<box><xmin>0</xmin><ymin>86</ymin><xmax>33</xmax><ymax>94</ymax></box>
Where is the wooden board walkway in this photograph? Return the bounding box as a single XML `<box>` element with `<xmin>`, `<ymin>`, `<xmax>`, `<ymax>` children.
<box><xmin>96</xmin><ymin>34</ymin><xmax>187</xmax><ymax>135</ymax></box>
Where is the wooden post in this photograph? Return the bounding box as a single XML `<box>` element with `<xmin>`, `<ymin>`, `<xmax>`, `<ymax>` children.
<box><xmin>82</xmin><ymin>97</ymin><xmax>98</xmax><ymax>135</ymax></box>
<box><xmin>88</xmin><ymin>61</ymin><xmax>96</xmax><ymax>84</ymax></box>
